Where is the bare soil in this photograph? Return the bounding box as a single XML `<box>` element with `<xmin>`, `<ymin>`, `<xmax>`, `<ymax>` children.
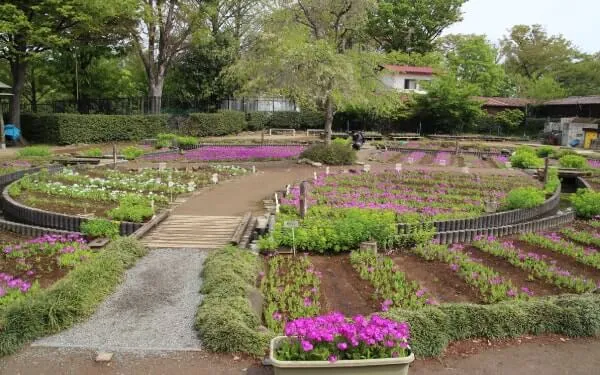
<box><xmin>392</xmin><ymin>252</ymin><xmax>481</xmax><ymax>304</ymax></box>
<box><xmin>310</xmin><ymin>254</ymin><xmax>380</xmax><ymax>316</ymax></box>
<box><xmin>464</xmin><ymin>246</ymin><xmax>563</xmax><ymax>297</ymax></box>
<box><xmin>0</xmin><ymin>229</ymin><xmax>31</xmax><ymax>247</ymax></box>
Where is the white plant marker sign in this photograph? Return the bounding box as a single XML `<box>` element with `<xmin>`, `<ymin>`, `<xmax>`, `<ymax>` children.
<box><xmin>395</xmin><ymin>163</ymin><xmax>402</xmax><ymax>172</ymax></box>
<box><xmin>313</xmin><ymin>171</ymin><xmax>318</xmax><ymax>181</ymax></box>
<box><xmin>285</xmin><ymin>184</ymin><xmax>291</xmax><ymax>196</ymax></box>
<box><xmin>407</xmin><ymin>156</ymin><xmax>414</xmax><ymax>164</ymax></box>
<box><xmin>274</xmin><ymin>193</ymin><xmax>280</xmax><ymax>214</ymax></box>
<box><xmin>363</xmin><ymin>164</ymin><xmax>371</xmax><ymax>173</ymax></box>
<box><xmin>284</xmin><ymin>220</ymin><xmax>299</xmax><ymax>256</ymax></box>
<box><xmin>462</xmin><ymin>166</ymin><xmax>470</xmax><ymax>174</ymax></box>
<box><xmin>252</xmin><ymin>165</ymin><xmax>256</xmax><ymax>174</ymax></box>
<box><xmin>211</xmin><ymin>173</ymin><xmax>219</xmax><ymax>184</ymax></box>
<box><xmin>325</xmin><ymin>166</ymin><xmax>330</xmax><ymax>175</ymax></box>
<box><xmin>439</xmin><ymin>159</ymin><xmax>447</xmax><ymax>167</ymax></box>
<box><xmin>158</xmin><ymin>162</ymin><xmax>166</xmax><ymax>171</ymax></box>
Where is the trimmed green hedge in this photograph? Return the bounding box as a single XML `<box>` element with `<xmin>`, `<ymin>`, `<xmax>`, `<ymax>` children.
<box><xmin>0</xmin><ymin>237</ymin><xmax>148</xmax><ymax>356</ymax></box>
<box><xmin>21</xmin><ymin>114</ymin><xmax>168</xmax><ymax>145</ymax></box>
<box><xmin>269</xmin><ymin>111</ymin><xmax>323</xmax><ymax>129</ymax></box>
<box><xmin>195</xmin><ymin>246</ymin><xmax>273</xmax><ymax>355</ymax></box>
<box><xmin>246</xmin><ymin>112</ymin><xmax>271</xmax><ymax>131</ymax></box>
<box><xmin>385</xmin><ymin>294</ymin><xmax>600</xmax><ymax>357</ymax></box>
<box><xmin>183</xmin><ymin>111</ymin><xmax>245</xmax><ymax>137</ymax></box>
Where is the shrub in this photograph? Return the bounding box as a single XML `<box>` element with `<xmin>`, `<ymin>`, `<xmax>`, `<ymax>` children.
<box><xmin>0</xmin><ymin>237</ymin><xmax>147</xmax><ymax>356</ymax></box>
<box><xmin>504</xmin><ymin>187</ymin><xmax>546</xmax><ymax>210</ymax></box>
<box><xmin>108</xmin><ymin>194</ymin><xmax>154</xmax><ymax>223</ymax></box>
<box><xmin>16</xmin><ymin>146</ymin><xmax>51</xmax><ymax>158</ymax></box>
<box><xmin>121</xmin><ymin>146</ymin><xmax>145</xmax><ymax>160</ymax></box>
<box><xmin>300</xmin><ymin>143</ymin><xmax>356</xmax><ymax>165</ymax></box>
<box><xmin>267</xmin><ymin>111</ymin><xmax>323</xmax><ymax>130</ymax></box>
<box><xmin>570</xmin><ymin>188</ymin><xmax>600</xmax><ymax>219</ymax></box>
<box><xmin>246</xmin><ymin>112</ymin><xmax>271</xmax><ymax>131</ymax></box>
<box><xmin>552</xmin><ymin>148</ymin><xmax>577</xmax><ymax>159</ymax></box>
<box><xmin>21</xmin><ymin>114</ymin><xmax>168</xmax><ymax>145</ymax></box>
<box><xmin>184</xmin><ymin>111</ymin><xmax>245</xmax><ymax>137</ymax></box>
<box><xmin>544</xmin><ymin>167</ymin><xmax>560</xmax><ymax>194</ymax></box>
<box><xmin>272</xmin><ymin>207</ymin><xmax>398</xmax><ymax>253</ymax></box>
<box><xmin>536</xmin><ymin>145</ymin><xmax>554</xmax><ymax>158</ymax></box>
<box><xmin>80</xmin><ymin>219</ymin><xmax>120</xmax><ymax>239</ymax></box>
<box><xmin>82</xmin><ymin>148</ymin><xmax>103</xmax><ymax>157</ymax></box>
<box><xmin>510</xmin><ymin>147</ymin><xmax>543</xmax><ymax>169</ymax></box>
<box><xmin>175</xmin><ymin>135</ymin><xmax>198</xmax><ymax>146</ymax></box>
<box><xmin>384</xmin><ymin>294</ymin><xmax>600</xmax><ymax>357</ymax></box>
<box><xmin>195</xmin><ymin>246</ymin><xmax>273</xmax><ymax>355</ymax></box>
<box><xmin>559</xmin><ymin>154</ymin><xmax>587</xmax><ymax>169</ymax></box>
<box><xmin>156</xmin><ymin>133</ymin><xmax>178</xmax><ymax>148</ymax></box>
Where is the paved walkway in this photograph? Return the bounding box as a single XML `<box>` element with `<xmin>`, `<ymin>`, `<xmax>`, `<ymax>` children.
<box><xmin>35</xmin><ymin>248</ymin><xmax>206</xmax><ymax>352</ymax></box>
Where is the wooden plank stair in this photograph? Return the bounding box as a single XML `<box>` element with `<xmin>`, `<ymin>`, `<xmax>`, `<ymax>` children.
<box><xmin>141</xmin><ymin>215</ymin><xmax>242</xmax><ymax>249</ymax></box>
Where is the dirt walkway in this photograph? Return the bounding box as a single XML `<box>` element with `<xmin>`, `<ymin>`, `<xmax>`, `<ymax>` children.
<box><xmin>173</xmin><ymin>165</ymin><xmax>318</xmax><ymax>216</ymax></box>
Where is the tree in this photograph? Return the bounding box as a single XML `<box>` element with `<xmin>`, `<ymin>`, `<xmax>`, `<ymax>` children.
<box><xmin>366</xmin><ymin>0</ymin><xmax>467</xmax><ymax>53</ymax></box>
<box><xmin>500</xmin><ymin>25</ymin><xmax>580</xmax><ymax>80</ymax></box>
<box><xmin>236</xmin><ymin>1</ymin><xmax>380</xmax><ymax>145</ymax></box>
<box><xmin>132</xmin><ymin>0</ymin><xmax>208</xmax><ymax>113</ymax></box>
<box><xmin>410</xmin><ymin>74</ymin><xmax>484</xmax><ymax>134</ymax></box>
<box><xmin>554</xmin><ymin>53</ymin><xmax>600</xmax><ymax>96</ymax></box>
<box><xmin>438</xmin><ymin>34</ymin><xmax>507</xmax><ymax>96</ymax></box>
<box><xmin>494</xmin><ymin>109</ymin><xmax>524</xmax><ymax>132</ymax></box>
<box><xmin>515</xmin><ymin>75</ymin><xmax>567</xmax><ymax>100</ymax></box>
<box><xmin>0</xmin><ymin>0</ymin><xmax>137</xmax><ymax>125</ymax></box>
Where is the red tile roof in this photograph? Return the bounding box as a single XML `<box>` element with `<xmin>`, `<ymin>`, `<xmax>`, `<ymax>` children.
<box><xmin>382</xmin><ymin>65</ymin><xmax>434</xmax><ymax>75</ymax></box>
<box><xmin>475</xmin><ymin>97</ymin><xmax>536</xmax><ymax>108</ymax></box>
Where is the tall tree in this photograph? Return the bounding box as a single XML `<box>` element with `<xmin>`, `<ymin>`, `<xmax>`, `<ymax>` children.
<box><xmin>438</xmin><ymin>34</ymin><xmax>508</xmax><ymax>97</ymax></box>
<box><xmin>133</xmin><ymin>0</ymin><xmax>208</xmax><ymax>114</ymax></box>
<box><xmin>366</xmin><ymin>0</ymin><xmax>467</xmax><ymax>53</ymax></box>
<box><xmin>500</xmin><ymin>24</ymin><xmax>580</xmax><ymax>80</ymax></box>
<box><xmin>0</xmin><ymin>0</ymin><xmax>136</xmax><ymax>125</ymax></box>
<box><xmin>554</xmin><ymin>53</ymin><xmax>600</xmax><ymax>96</ymax></box>
<box><xmin>236</xmin><ymin>1</ymin><xmax>380</xmax><ymax>144</ymax></box>
<box><xmin>411</xmin><ymin>74</ymin><xmax>484</xmax><ymax>134</ymax></box>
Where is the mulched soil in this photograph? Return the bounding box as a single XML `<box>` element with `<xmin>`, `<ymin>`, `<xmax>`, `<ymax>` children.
<box><xmin>21</xmin><ymin>192</ymin><xmax>116</xmax><ymax>217</ymax></box>
<box><xmin>464</xmin><ymin>246</ymin><xmax>563</xmax><ymax>296</ymax></box>
<box><xmin>511</xmin><ymin>239</ymin><xmax>600</xmax><ymax>282</ymax></box>
<box><xmin>309</xmin><ymin>254</ymin><xmax>381</xmax><ymax>316</ymax></box>
<box><xmin>392</xmin><ymin>252</ymin><xmax>481</xmax><ymax>304</ymax></box>
<box><xmin>0</xmin><ymin>229</ymin><xmax>31</xmax><ymax>247</ymax></box>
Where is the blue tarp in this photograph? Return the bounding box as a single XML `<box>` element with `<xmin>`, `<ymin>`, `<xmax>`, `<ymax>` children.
<box><xmin>4</xmin><ymin>124</ymin><xmax>21</xmax><ymax>141</ymax></box>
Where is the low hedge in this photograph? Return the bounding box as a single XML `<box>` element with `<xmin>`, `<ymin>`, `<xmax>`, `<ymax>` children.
<box><xmin>183</xmin><ymin>111</ymin><xmax>245</xmax><ymax>137</ymax></box>
<box><xmin>385</xmin><ymin>294</ymin><xmax>600</xmax><ymax>357</ymax></box>
<box><xmin>300</xmin><ymin>143</ymin><xmax>357</xmax><ymax>165</ymax></box>
<box><xmin>21</xmin><ymin>113</ymin><xmax>168</xmax><ymax>145</ymax></box>
<box><xmin>0</xmin><ymin>237</ymin><xmax>148</xmax><ymax>356</ymax></box>
<box><xmin>269</xmin><ymin>111</ymin><xmax>323</xmax><ymax>129</ymax></box>
<box><xmin>195</xmin><ymin>246</ymin><xmax>273</xmax><ymax>355</ymax></box>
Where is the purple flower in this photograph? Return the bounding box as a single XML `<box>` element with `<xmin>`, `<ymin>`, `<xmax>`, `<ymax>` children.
<box><xmin>328</xmin><ymin>355</ymin><xmax>338</xmax><ymax>363</ymax></box>
<box><xmin>303</xmin><ymin>297</ymin><xmax>312</xmax><ymax>307</ymax></box>
<box><xmin>450</xmin><ymin>263</ymin><xmax>459</xmax><ymax>272</ymax></box>
<box><xmin>272</xmin><ymin>311</ymin><xmax>282</xmax><ymax>321</ymax></box>
<box><xmin>337</xmin><ymin>342</ymin><xmax>348</xmax><ymax>350</ymax></box>
<box><xmin>301</xmin><ymin>340</ymin><xmax>313</xmax><ymax>352</ymax></box>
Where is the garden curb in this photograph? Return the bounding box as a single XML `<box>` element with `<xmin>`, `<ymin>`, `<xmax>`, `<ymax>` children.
<box><xmin>0</xmin><ymin>217</ymin><xmax>79</xmax><ymax>237</ymax></box>
<box><xmin>432</xmin><ymin>210</ymin><xmax>575</xmax><ymax>245</ymax></box>
<box><xmin>2</xmin><ymin>180</ymin><xmax>143</xmax><ymax>236</ymax></box>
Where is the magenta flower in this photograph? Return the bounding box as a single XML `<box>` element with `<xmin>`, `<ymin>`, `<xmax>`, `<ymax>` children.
<box><xmin>272</xmin><ymin>311</ymin><xmax>282</xmax><ymax>321</ymax></box>
<box><xmin>303</xmin><ymin>297</ymin><xmax>312</xmax><ymax>307</ymax></box>
<box><xmin>301</xmin><ymin>340</ymin><xmax>314</xmax><ymax>352</ymax></box>
<box><xmin>337</xmin><ymin>342</ymin><xmax>348</xmax><ymax>350</ymax></box>
<box><xmin>328</xmin><ymin>355</ymin><xmax>338</xmax><ymax>363</ymax></box>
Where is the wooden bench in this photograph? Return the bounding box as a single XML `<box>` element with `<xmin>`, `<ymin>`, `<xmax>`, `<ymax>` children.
<box><xmin>306</xmin><ymin>129</ymin><xmax>325</xmax><ymax>136</ymax></box>
<box><xmin>266</xmin><ymin>128</ymin><xmax>296</xmax><ymax>136</ymax></box>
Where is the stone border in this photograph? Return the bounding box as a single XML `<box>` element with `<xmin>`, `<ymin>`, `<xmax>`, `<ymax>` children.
<box><xmin>432</xmin><ymin>210</ymin><xmax>575</xmax><ymax>245</ymax></box>
<box><xmin>2</xmin><ymin>179</ymin><xmax>143</xmax><ymax>236</ymax></box>
<box><xmin>398</xmin><ymin>185</ymin><xmax>562</xmax><ymax>234</ymax></box>
<box><xmin>0</xmin><ymin>165</ymin><xmax>63</xmax><ymax>189</ymax></box>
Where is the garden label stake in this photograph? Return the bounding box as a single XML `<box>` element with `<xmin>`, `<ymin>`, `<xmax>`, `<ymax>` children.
<box><xmin>395</xmin><ymin>163</ymin><xmax>402</xmax><ymax>172</ymax></box>
<box><xmin>313</xmin><ymin>171</ymin><xmax>317</xmax><ymax>181</ymax></box>
<box><xmin>325</xmin><ymin>166</ymin><xmax>330</xmax><ymax>175</ymax></box>
<box><xmin>284</xmin><ymin>220</ymin><xmax>299</xmax><ymax>256</ymax></box>
<box><xmin>275</xmin><ymin>193</ymin><xmax>280</xmax><ymax>214</ymax></box>
<box><xmin>299</xmin><ymin>181</ymin><xmax>308</xmax><ymax>218</ymax></box>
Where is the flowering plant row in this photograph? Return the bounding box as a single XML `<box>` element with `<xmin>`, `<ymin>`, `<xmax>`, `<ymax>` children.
<box><xmin>561</xmin><ymin>227</ymin><xmax>600</xmax><ymax>248</ymax></box>
<box><xmin>144</xmin><ymin>145</ymin><xmax>306</xmax><ymax>162</ymax></box>
<box><xmin>413</xmin><ymin>243</ymin><xmax>529</xmax><ymax>303</ymax></box>
<box><xmin>281</xmin><ymin>171</ymin><xmax>538</xmax><ymax>221</ymax></box>
<box><xmin>472</xmin><ymin>237</ymin><xmax>597</xmax><ymax>293</ymax></box>
<box><xmin>0</xmin><ymin>234</ymin><xmax>92</xmax><ymax>305</ymax></box>
<box><xmin>277</xmin><ymin>313</ymin><xmax>410</xmax><ymax>362</ymax></box>
<box><xmin>262</xmin><ymin>255</ymin><xmax>321</xmax><ymax>333</ymax></box>
<box><xmin>520</xmin><ymin>232</ymin><xmax>600</xmax><ymax>270</ymax></box>
<box><xmin>349</xmin><ymin>250</ymin><xmax>434</xmax><ymax>310</ymax></box>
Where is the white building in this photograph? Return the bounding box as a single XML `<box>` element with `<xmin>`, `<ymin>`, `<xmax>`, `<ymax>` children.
<box><xmin>380</xmin><ymin>65</ymin><xmax>435</xmax><ymax>94</ymax></box>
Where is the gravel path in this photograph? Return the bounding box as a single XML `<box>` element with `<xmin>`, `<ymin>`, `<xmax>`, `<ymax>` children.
<box><xmin>35</xmin><ymin>248</ymin><xmax>206</xmax><ymax>352</ymax></box>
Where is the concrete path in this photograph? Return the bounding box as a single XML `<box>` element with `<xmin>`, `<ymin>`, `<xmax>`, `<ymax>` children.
<box><xmin>34</xmin><ymin>248</ymin><xmax>206</xmax><ymax>352</ymax></box>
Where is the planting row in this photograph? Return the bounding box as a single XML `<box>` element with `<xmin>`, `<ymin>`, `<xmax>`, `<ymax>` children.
<box><xmin>143</xmin><ymin>145</ymin><xmax>306</xmax><ymax>162</ymax></box>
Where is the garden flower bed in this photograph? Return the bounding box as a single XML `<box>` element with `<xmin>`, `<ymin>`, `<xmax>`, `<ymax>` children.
<box><xmin>281</xmin><ymin>171</ymin><xmax>540</xmax><ymax>222</ymax></box>
<box><xmin>143</xmin><ymin>145</ymin><xmax>306</xmax><ymax>162</ymax></box>
<box><xmin>8</xmin><ymin>166</ymin><xmax>244</xmax><ymax>223</ymax></box>
<box><xmin>0</xmin><ymin>233</ymin><xmax>91</xmax><ymax>306</ymax></box>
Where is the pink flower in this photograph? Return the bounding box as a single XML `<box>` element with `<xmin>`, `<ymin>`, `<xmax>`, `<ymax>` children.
<box><xmin>303</xmin><ymin>297</ymin><xmax>312</xmax><ymax>307</ymax></box>
<box><xmin>337</xmin><ymin>342</ymin><xmax>348</xmax><ymax>350</ymax></box>
<box><xmin>328</xmin><ymin>355</ymin><xmax>338</xmax><ymax>363</ymax></box>
<box><xmin>301</xmin><ymin>340</ymin><xmax>313</xmax><ymax>352</ymax></box>
<box><xmin>272</xmin><ymin>311</ymin><xmax>282</xmax><ymax>321</ymax></box>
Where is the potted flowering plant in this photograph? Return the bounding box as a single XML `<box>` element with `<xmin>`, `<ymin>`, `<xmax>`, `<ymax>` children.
<box><xmin>269</xmin><ymin>313</ymin><xmax>414</xmax><ymax>375</ymax></box>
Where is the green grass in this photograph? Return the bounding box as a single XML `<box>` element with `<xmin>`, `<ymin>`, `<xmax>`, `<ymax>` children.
<box><xmin>0</xmin><ymin>237</ymin><xmax>147</xmax><ymax>356</ymax></box>
<box><xmin>16</xmin><ymin>146</ymin><xmax>52</xmax><ymax>159</ymax></box>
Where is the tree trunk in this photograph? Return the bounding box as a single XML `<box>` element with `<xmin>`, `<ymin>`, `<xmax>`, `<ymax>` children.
<box><xmin>324</xmin><ymin>95</ymin><xmax>334</xmax><ymax>146</ymax></box>
<box><xmin>30</xmin><ymin>65</ymin><xmax>37</xmax><ymax>113</ymax></box>
<box><xmin>9</xmin><ymin>59</ymin><xmax>27</xmax><ymax>126</ymax></box>
<box><xmin>149</xmin><ymin>78</ymin><xmax>164</xmax><ymax>114</ymax></box>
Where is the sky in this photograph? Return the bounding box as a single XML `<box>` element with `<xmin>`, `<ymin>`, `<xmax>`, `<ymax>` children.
<box><xmin>444</xmin><ymin>0</ymin><xmax>600</xmax><ymax>53</ymax></box>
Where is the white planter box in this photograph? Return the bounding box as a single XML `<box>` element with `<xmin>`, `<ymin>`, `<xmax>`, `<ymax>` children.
<box><xmin>269</xmin><ymin>336</ymin><xmax>415</xmax><ymax>375</ymax></box>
